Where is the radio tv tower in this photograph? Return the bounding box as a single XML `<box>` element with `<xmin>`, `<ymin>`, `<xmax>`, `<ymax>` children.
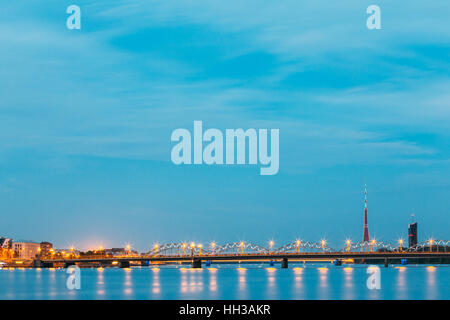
<box><xmin>361</xmin><ymin>182</ymin><xmax>370</xmax><ymax>251</ymax></box>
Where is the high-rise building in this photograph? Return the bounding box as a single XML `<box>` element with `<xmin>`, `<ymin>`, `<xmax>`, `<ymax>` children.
<box><xmin>408</xmin><ymin>222</ymin><xmax>418</xmax><ymax>248</ymax></box>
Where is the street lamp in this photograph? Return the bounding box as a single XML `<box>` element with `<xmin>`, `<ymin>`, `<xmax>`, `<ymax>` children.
<box><xmin>398</xmin><ymin>239</ymin><xmax>404</xmax><ymax>252</ymax></box>
<box><xmin>429</xmin><ymin>239</ymin><xmax>434</xmax><ymax>253</ymax></box>
<box><xmin>321</xmin><ymin>239</ymin><xmax>326</xmax><ymax>253</ymax></box>
<box><xmin>211</xmin><ymin>242</ymin><xmax>216</xmax><ymax>255</ymax></box>
<box><xmin>190</xmin><ymin>242</ymin><xmax>195</xmax><ymax>256</ymax></box>
<box><xmin>198</xmin><ymin>244</ymin><xmax>202</xmax><ymax>256</ymax></box>
<box><xmin>269</xmin><ymin>240</ymin><xmax>274</xmax><ymax>253</ymax></box>
<box><xmin>346</xmin><ymin>239</ymin><xmax>351</xmax><ymax>252</ymax></box>
<box><xmin>126</xmin><ymin>244</ymin><xmax>131</xmax><ymax>256</ymax></box>
<box><xmin>240</xmin><ymin>242</ymin><xmax>245</xmax><ymax>254</ymax></box>
<box><xmin>371</xmin><ymin>239</ymin><xmax>376</xmax><ymax>252</ymax></box>
<box><xmin>296</xmin><ymin>240</ymin><xmax>301</xmax><ymax>253</ymax></box>
<box><xmin>182</xmin><ymin>243</ymin><xmax>187</xmax><ymax>256</ymax></box>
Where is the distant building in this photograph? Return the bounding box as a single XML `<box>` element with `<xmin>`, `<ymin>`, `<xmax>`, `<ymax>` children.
<box><xmin>13</xmin><ymin>241</ymin><xmax>40</xmax><ymax>259</ymax></box>
<box><xmin>40</xmin><ymin>242</ymin><xmax>53</xmax><ymax>256</ymax></box>
<box><xmin>408</xmin><ymin>222</ymin><xmax>418</xmax><ymax>248</ymax></box>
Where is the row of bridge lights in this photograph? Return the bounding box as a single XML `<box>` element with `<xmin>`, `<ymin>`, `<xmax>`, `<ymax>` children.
<box><xmin>150</xmin><ymin>240</ymin><xmax>330</xmax><ymax>256</ymax></box>
<box><xmin>43</xmin><ymin>238</ymin><xmax>438</xmax><ymax>258</ymax></box>
<box><xmin>150</xmin><ymin>238</ymin><xmax>438</xmax><ymax>255</ymax></box>
<box><xmin>57</xmin><ymin>238</ymin><xmax>438</xmax><ymax>256</ymax></box>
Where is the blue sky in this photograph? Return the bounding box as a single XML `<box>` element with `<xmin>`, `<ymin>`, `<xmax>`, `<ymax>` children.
<box><xmin>0</xmin><ymin>1</ymin><xmax>449</xmax><ymax>251</ymax></box>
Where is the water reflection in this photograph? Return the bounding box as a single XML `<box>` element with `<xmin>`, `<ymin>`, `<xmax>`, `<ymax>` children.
<box><xmin>179</xmin><ymin>268</ymin><xmax>204</xmax><ymax>297</ymax></box>
<box><xmin>237</xmin><ymin>267</ymin><xmax>248</xmax><ymax>299</ymax></box>
<box><xmin>426</xmin><ymin>266</ymin><xmax>437</xmax><ymax>300</ymax></box>
<box><xmin>266</xmin><ymin>267</ymin><xmax>278</xmax><ymax>299</ymax></box>
<box><xmin>342</xmin><ymin>267</ymin><xmax>354</xmax><ymax>300</ymax></box>
<box><xmin>292</xmin><ymin>267</ymin><xmax>305</xmax><ymax>299</ymax></box>
<box><xmin>208</xmin><ymin>268</ymin><xmax>218</xmax><ymax>296</ymax></box>
<box><xmin>1</xmin><ymin>264</ymin><xmax>449</xmax><ymax>299</ymax></box>
<box><xmin>395</xmin><ymin>266</ymin><xmax>407</xmax><ymax>300</ymax></box>
<box><xmin>96</xmin><ymin>268</ymin><xmax>105</xmax><ymax>298</ymax></box>
<box><xmin>123</xmin><ymin>268</ymin><xmax>133</xmax><ymax>297</ymax></box>
<box><xmin>152</xmin><ymin>268</ymin><xmax>161</xmax><ymax>296</ymax></box>
<box><xmin>317</xmin><ymin>267</ymin><xmax>329</xmax><ymax>299</ymax></box>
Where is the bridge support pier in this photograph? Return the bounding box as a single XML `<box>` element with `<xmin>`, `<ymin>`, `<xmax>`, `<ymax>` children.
<box><xmin>192</xmin><ymin>258</ymin><xmax>202</xmax><ymax>268</ymax></box>
<box><xmin>42</xmin><ymin>262</ymin><xmax>54</xmax><ymax>268</ymax></box>
<box><xmin>64</xmin><ymin>262</ymin><xmax>75</xmax><ymax>268</ymax></box>
<box><xmin>141</xmin><ymin>260</ymin><xmax>150</xmax><ymax>267</ymax></box>
<box><xmin>281</xmin><ymin>257</ymin><xmax>288</xmax><ymax>268</ymax></box>
<box><xmin>119</xmin><ymin>261</ymin><xmax>130</xmax><ymax>268</ymax></box>
<box><xmin>33</xmin><ymin>260</ymin><xmax>42</xmax><ymax>268</ymax></box>
<box><xmin>384</xmin><ymin>258</ymin><xmax>389</xmax><ymax>267</ymax></box>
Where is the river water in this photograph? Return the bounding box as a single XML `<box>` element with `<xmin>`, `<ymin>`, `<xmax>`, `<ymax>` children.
<box><xmin>0</xmin><ymin>263</ymin><xmax>448</xmax><ymax>299</ymax></box>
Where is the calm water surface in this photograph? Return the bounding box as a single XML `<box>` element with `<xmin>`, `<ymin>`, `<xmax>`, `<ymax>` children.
<box><xmin>1</xmin><ymin>263</ymin><xmax>449</xmax><ymax>299</ymax></box>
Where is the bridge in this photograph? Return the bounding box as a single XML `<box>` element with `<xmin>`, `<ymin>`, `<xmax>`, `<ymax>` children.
<box><xmin>37</xmin><ymin>239</ymin><xmax>450</xmax><ymax>268</ymax></box>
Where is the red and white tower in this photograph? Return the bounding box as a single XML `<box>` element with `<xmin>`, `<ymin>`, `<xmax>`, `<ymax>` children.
<box><xmin>361</xmin><ymin>183</ymin><xmax>370</xmax><ymax>251</ymax></box>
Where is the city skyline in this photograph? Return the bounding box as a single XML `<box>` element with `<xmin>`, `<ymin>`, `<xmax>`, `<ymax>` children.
<box><xmin>1</xmin><ymin>182</ymin><xmax>444</xmax><ymax>252</ymax></box>
<box><xmin>1</xmin><ymin>1</ymin><xmax>449</xmax><ymax>252</ymax></box>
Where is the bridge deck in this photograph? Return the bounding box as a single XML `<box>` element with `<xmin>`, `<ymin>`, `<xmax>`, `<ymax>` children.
<box><xmin>41</xmin><ymin>251</ymin><xmax>450</xmax><ymax>264</ymax></box>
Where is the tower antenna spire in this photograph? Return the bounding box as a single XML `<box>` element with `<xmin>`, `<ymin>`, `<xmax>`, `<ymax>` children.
<box><xmin>362</xmin><ymin>179</ymin><xmax>370</xmax><ymax>251</ymax></box>
<box><xmin>364</xmin><ymin>181</ymin><xmax>367</xmax><ymax>209</ymax></box>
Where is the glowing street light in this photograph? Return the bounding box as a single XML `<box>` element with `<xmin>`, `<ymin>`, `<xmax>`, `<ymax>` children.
<box><xmin>321</xmin><ymin>239</ymin><xmax>326</xmax><ymax>253</ymax></box>
<box><xmin>398</xmin><ymin>239</ymin><xmax>404</xmax><ymax>252</ymax></box>
<box><xmin>126</xmin><ymin>244</ymin><xmax>131</xmax><ymax>256</ymax></box>
<box><xmin>346</xmin><ymin>239</ymin><xmax>351</xmax><ymax>252</ymax></box>
<box><xmin>296</xmin><ymin>240</ymin><xmax>301</xmax><ymax>253</ymax></box>
<box><xmin>182</xmin><ymin>243</ymin><xmax>187</xmax><ymax>256</ymax></box>
<box><xmin>198</xmin><ymin>244</ymin><xmax>203</xmax><ymax>256</ymax></box>
<box><xmin>269</xmin><ymin>240</ymin><xmax>274</xmax><ymax>253</ymax></box>
<box><xmin>370</xmin><ymin>239</ymin><xmax>376</xmax><ymax>252</ymax></box>
<box><xmin>190</xmin><ymin>242</ymin><xmax>196</xmax><ymax>256</ymax></box>
<box><xmin>429</xmin><ymin>239</ymin><xmax>434</xmax><ymax>252</ymax></box>
<box><xmin>240</xmin><ymin>242</ymin><xmax>245</xmax><ymax>254</ymax></box>
<box><xmin>211</xmin><ymin>242</ymin><xmax>216</xmax><ymax>255</ymax></box>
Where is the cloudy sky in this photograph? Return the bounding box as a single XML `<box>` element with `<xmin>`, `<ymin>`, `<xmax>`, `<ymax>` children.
<box><xmin>0</xmin><ymin>1</ymin><xmax>449</xmax><ymax>251</ymax></box>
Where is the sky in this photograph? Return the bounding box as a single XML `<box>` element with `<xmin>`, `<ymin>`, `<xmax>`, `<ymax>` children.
<box><xmin>0</xmin><ymin>1</ymin><xmax>449</xmax><ymax>251</ymax></box>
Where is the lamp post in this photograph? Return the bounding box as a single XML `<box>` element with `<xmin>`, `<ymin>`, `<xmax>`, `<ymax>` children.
<box><xmin>240</xmin><ymin>242</ymin><xmax>245</xmax><ymax>254</ymax></box>
<box><xmin>429</xmin><ymin>239</ymin><xmax>434</xmax><ymax>253</ymax></box>
<box><xmin>198</xmin><ymin>244</ymin><xmax>202</xmax><ymax>256</ymax></box>
<box><xmin>398</xmin><ymin>239</ymin><xmax>403</xmax><ymax>252</ymax></box>
<box><xmin>321</xmin><ymin>240</ymin><xmax>326</xmax><ymax>253</ymax></box>
<box><xmin>269</xmin><ymin>240</ymin><xmax>274</xmax><ymax>254</ymax></box>
<box><xmin>346</xmin><ymin>239</ymin><xmax>351</xmax><ymax>253</ymax></box>
<box><xmin>211</xmin><ymin>242</ymin><xmax>216</xmax><ymax>255</ymax></box>
<box><xmin>296</xmin><ymin>240</ymin><xmax>301</xmax><ymax>253</ymax></box>
<box><xmin>190</xmin><ymin>242</ymin><xmax>195</xmax><ymax>256</ymax></box>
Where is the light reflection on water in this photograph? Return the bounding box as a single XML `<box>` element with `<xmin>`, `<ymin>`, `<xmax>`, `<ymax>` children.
<box><xmin>0</xmin><ymin>264</ymin><xmax>448</xmax><ymax>300</ymax></box>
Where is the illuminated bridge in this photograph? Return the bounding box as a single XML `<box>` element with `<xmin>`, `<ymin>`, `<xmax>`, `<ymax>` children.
<box><xmin>37</xmin><ymin>239</ymin><xmax>450</xmax><ymax>268</ymax></box>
